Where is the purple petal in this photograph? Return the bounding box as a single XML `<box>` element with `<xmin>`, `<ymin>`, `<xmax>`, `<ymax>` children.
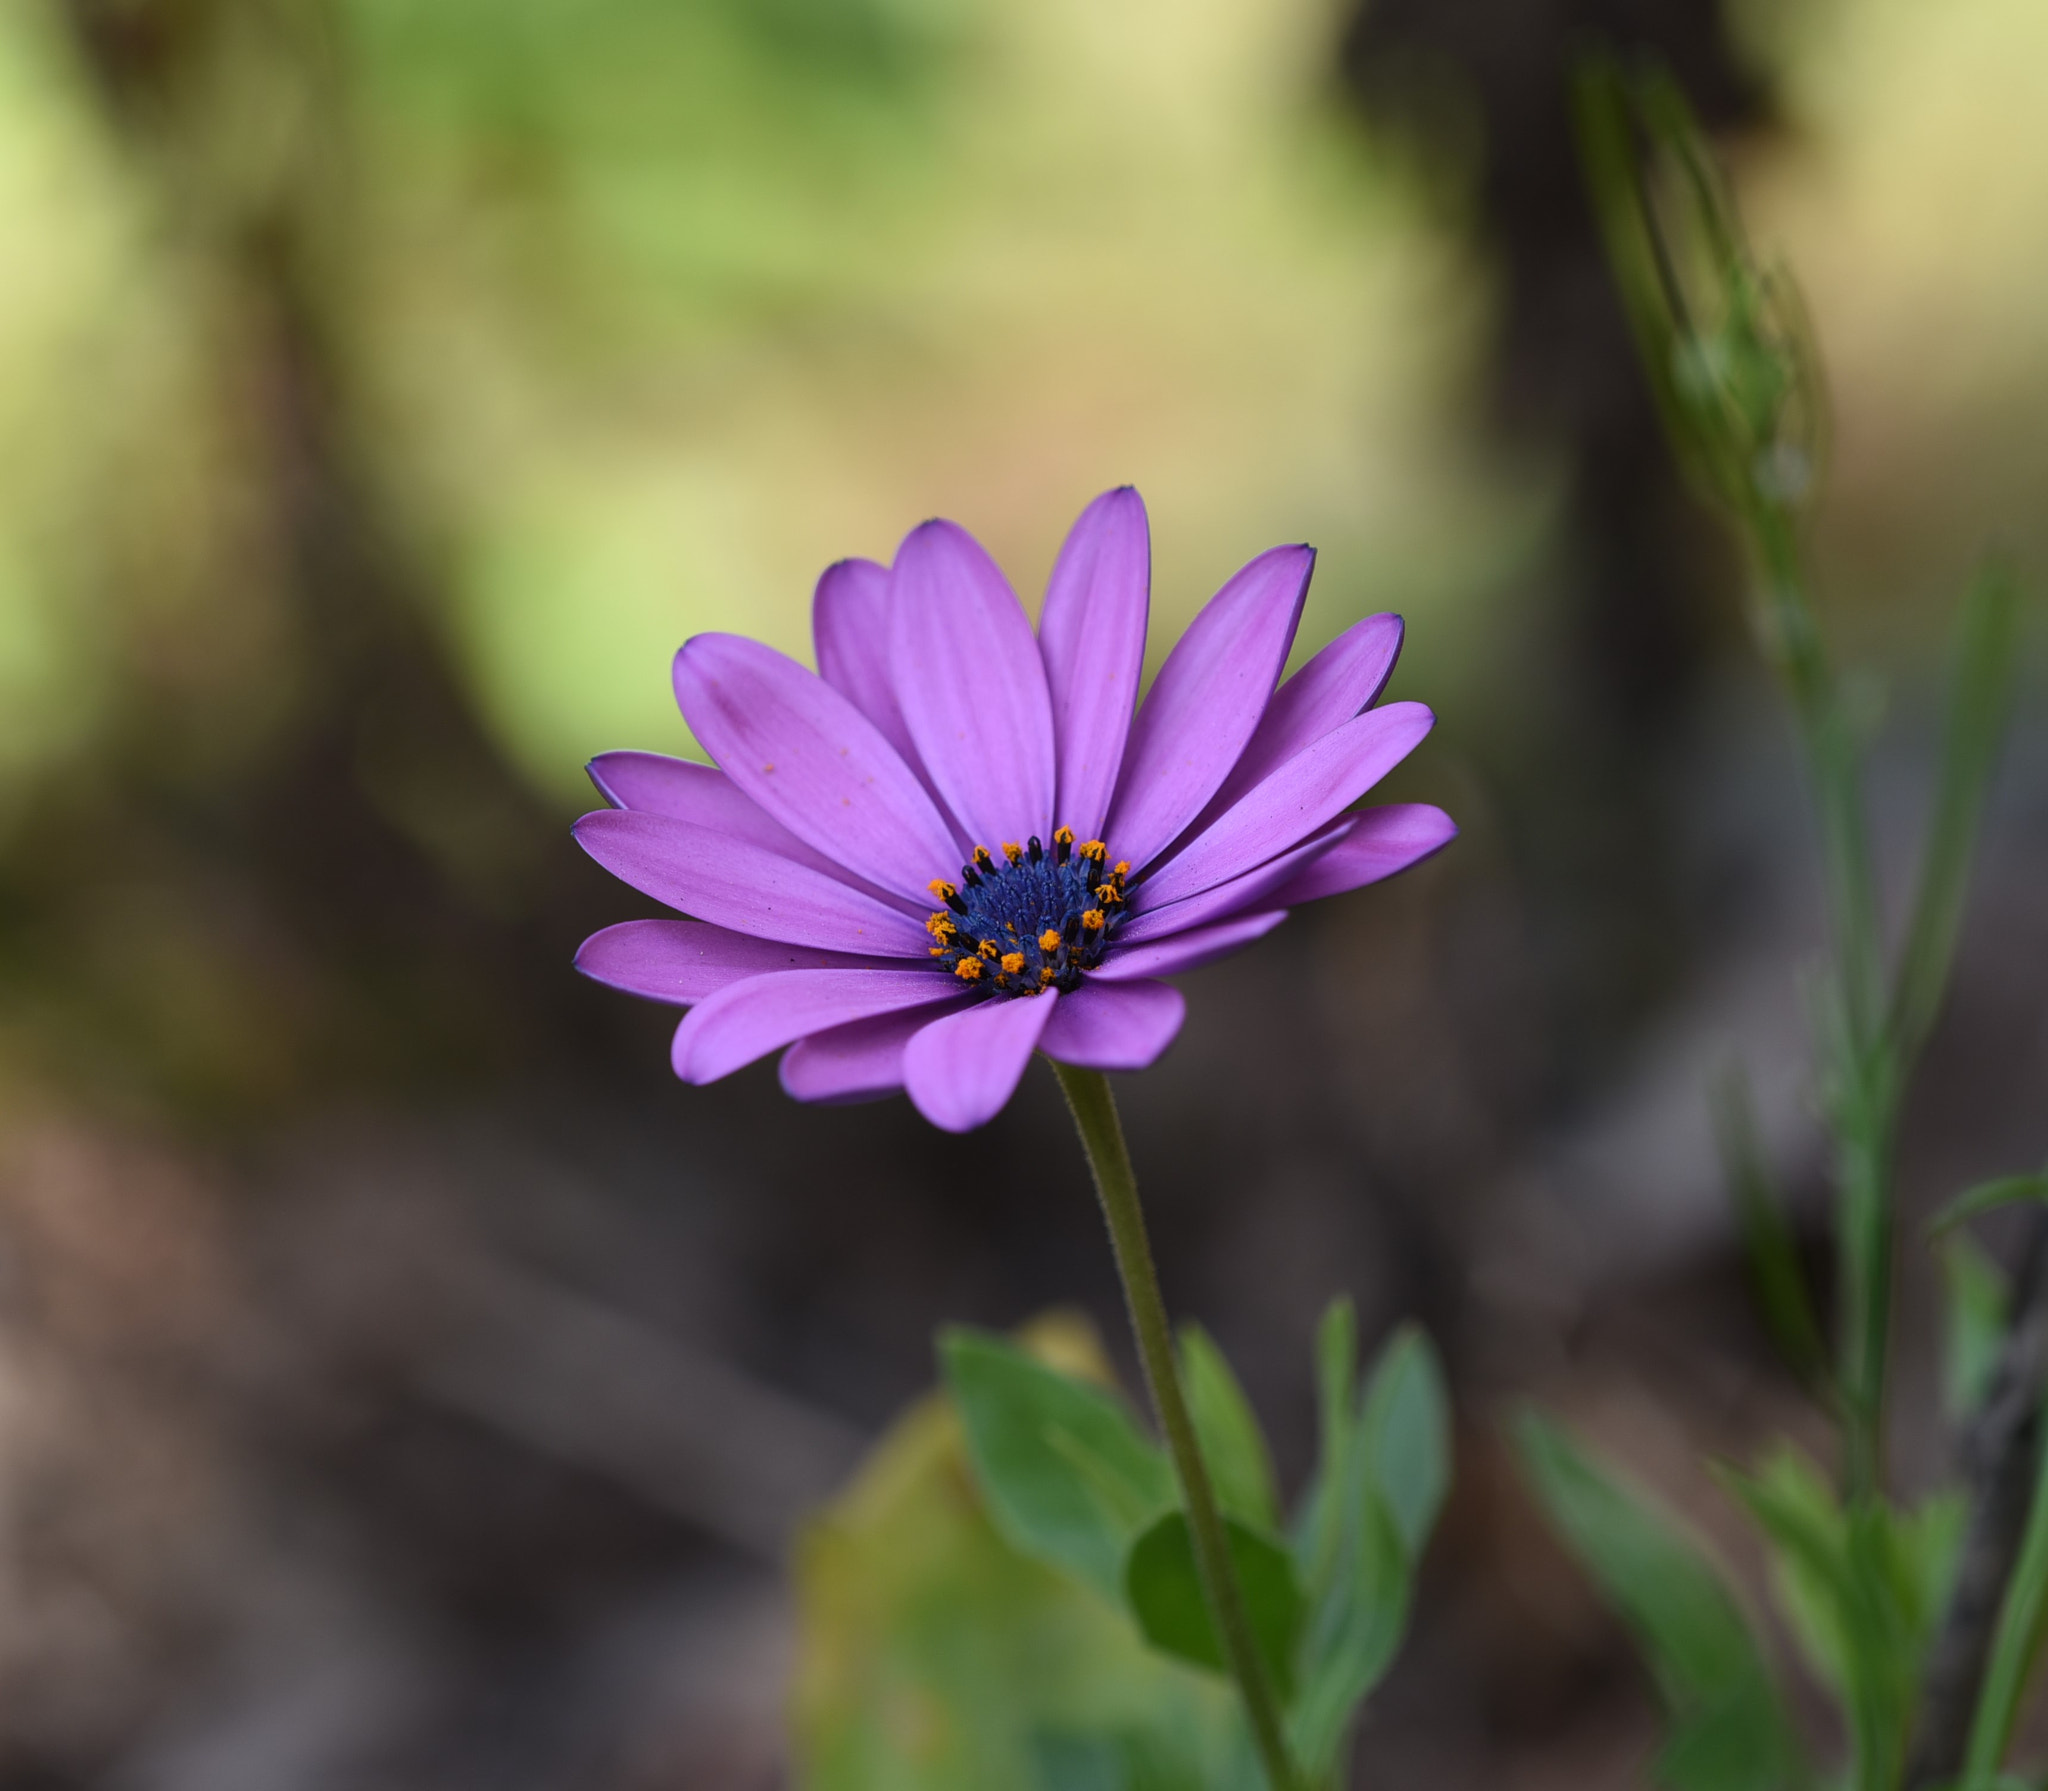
<box><xmin>574</xmin><ymin>809</ymin><xmax>929</xmax><ymax>956</ymax></box>
<box><xmin>1038</xmin><ymin>979</ymin><xmax>1185</xmax><ymax>1071</ymax></box>
<box><xmin>1134</xmin><ymin>702</ymin><xmax>1435</xmax><ymax>910</ymax></box>
<box><xmin>574</xmin><ymin>919</ymin><xmax>897</xmax><ymax>1006</ymax></box>
<box><xmin>1106</xmin><ymin>544</ymin><xmax>1313</xmax><ymax>872</ymax></box>
<box><xmin>587</xmin><ymin>751</ymin><xmax>875</xmax><ymax>887</ymax></box>
<box><xmin>1118</xmin><ymin>816</ymin><xmax>1350</xmax><ymax>943</ymax></box>
<box><xmin>1039</xmin><ymin>489</ymin><xmax>1149</xmax><ymax>840</ymax></box>
<box><xmin>674</xmin><ymin>633</ymin><xmax>958</xmax><ymax>902</ymax></box>
<box><xmin>812</xmin><ymin>558</ymin><xmax>918</xmax><ymax>765</ymax></box>
<box><xmin>1090</xmin><ymin>910</ymin><xmax>1289</xmax><ymax>983</ymax></box>
<box><xmin>1204</xmin><ymin>612</ymin><xmax>1403</xmax><ymax>818</ymax></box>
<box><xmin>902</xmin><ymin>991</ymin><xmax>1057</xmax><ymax>1132</ymax></box>
<box><xmin>779</xmin><ymin>999</ymin><xmax>968</xmax><ymax>1104</ymax></box>
<box><xmin>890</xmin><ymin>520</ymin><xmax>1057</xmax><ymax>852</ymax></box>
<box><xmin>674</xmin><ymin>968</ymin><xmax>959</xmax><ymax>1084</ymax></box>
<box><xmin>1265</xmin><ymin>803</ymin><xmax>1458</xmax><ymax>905</ymax></box>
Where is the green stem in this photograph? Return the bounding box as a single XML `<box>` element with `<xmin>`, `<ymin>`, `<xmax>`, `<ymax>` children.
<box><xmin>1052</xmin><ymin>1061</ymin><xmax>1300</xmax><ymax>1791</ymax></box>
<box><xmin>1962</xmin><ymin>1418</ymin><xmax>2048</xmax><ymax>1789</ymax></box>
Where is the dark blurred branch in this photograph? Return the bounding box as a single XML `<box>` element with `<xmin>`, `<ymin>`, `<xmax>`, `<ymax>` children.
<box><xmin>1909</xmin><ymin>1208</ymin><xmax>2048</xmax><ymax>1788</ymax></box>
<box><xmin>418</xmin><ymin>1261</ymin><xmax>867</xmax><ymax>1558</ymax></box>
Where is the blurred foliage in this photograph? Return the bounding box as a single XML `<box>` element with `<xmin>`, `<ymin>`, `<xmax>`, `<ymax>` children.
<box><xmin>793</xmin><ymin>1313</ymin><xmax>1248</xmax><ymax>1791</ymax></box>
<box><xmin>798</xmin><ymin>1305</ymin><xmax>1447</xmax><ymax>1788</ymax></box>
<box><xmin>1517</xmin><ymin>1413</ymin><xmax>1807</xmax><ymax>1791</ymax></box>
<box><xmin>1531</xmin><ymin>47</ymin><xmax>2044</xmax><ymax>1791</ymax></box>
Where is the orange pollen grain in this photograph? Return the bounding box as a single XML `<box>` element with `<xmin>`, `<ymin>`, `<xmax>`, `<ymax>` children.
<box><xmin>1079</xmin><ymin>839</ymin><xmax>1107</xmax><ymax>861</ymax></box>
<box><xmin>977</xmin><ymin>938</ymin><xmax>1001</xmax><ymax>959</ymax></box>
<box><xmin>1113</xmin><ymin>861</ymin><xmax>1130</xmax><ymax>877</ymax></box>
<box><xmin>1000</xmin><ymin>952</ymin><xmax>1026</xmax><ymax>974</ymax></box>
<box><xmin>1002</xmin><ymin>842</ymin><xmax>1024</xmax><ymax>864</ymax></box>
<box><xmin>928</xmin><ymin>879</ymin><xmax>957</xmax><ymax>901</ymax></box>
<box><xmin>1081</xmin><ymin>909</ymin><xmax>1105</xmax><ymax>931</ymax></box>
<box><xmin>953</xmin><ymin>957</ymin><xmax>983</xmax><ymax>981</ymax></box>
<box><xmin>1053</xmin><ymin>826</ymin><xmax>1075</xmax><ymax>846</ymax></box>
<box><xmin>1038</xmin><ymin>929</ymin><xmax>1063</xmax><ymax>953</ymax></box>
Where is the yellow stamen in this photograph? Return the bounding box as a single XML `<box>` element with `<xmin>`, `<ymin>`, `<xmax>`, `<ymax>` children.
<box><xmin>972</xmin><ymin>846</ymin><xmax>996</xmax><ymax>872</ymax></box>
<box><xmin>953</xmin><ymin>957</ymin><xmax>983</xmax><ymax>981</ymax></box>
<box><xmin>1094</xmin><ymin>884</ymin><xmax>1123</xmax><ymax>905</ymax></box>
<box><xmin>929</xmin><ymin>945</ymin><xmax>946</xmax><ymax>957</ymax></box>
<box><xmin>1113</xmin><ymin>861</ymin><xmax>1130</xmax><ymax>877</ymax></box>
<box><xmin>1000</xmin><ymin>952</ymin><xmax>1026</xmax><ymax>975</ymax></box>
<box><xmin>1038</xmin><ymin>928</ymin><xmax>1062</xmax><ymax>953</ymax></box>
<box><xmin>1081</xmin><ymin>908</ymin><xmax>1105</xmax><ymax>931</ymax></box>
<box><xmin>1079</xmin><ymin>838</ymin><xmax>1107</xmax><ymax>862</ymax></box>
<box><xmin>928</xmin><ymin>879</ymin><xmax>957</xmax><ymax>902</ymax></box>
<box><xmin>1002</xmin><ymin>842</ymin><xmax>1024</xmax><ymax>865</ymax></box>
<box><xmin>1038</xmin><ymin>966</ymin><xmax>1056</xmax><ymax>986</ymax></box>
<box><xmin>926</xmin><ymin>912</ymin><xmax>957</xmax><ymax>937</ymax></box>
<box><xmin>978</xmin><ymin>938</ymin><xmax>1000</xmax><ymax>959</ymax></box>
<box><xmin>1053</xmin><ymin>826</ymin><xmax>1075</xmax><ymax>848</ymax></box>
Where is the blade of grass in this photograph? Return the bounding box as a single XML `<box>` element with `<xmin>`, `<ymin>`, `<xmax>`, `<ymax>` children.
<box><xmin>1714</xmin><ymin>1065</ymin><xmax>1830</xmax><ymax>1396</ymax></box>
<box><xmin>1961</xmin><ymin>1420</ymin><xmax>2048</xmax><ymax>1789</ymax></box>
<box><xmin>1889</xmin><ymin>560</ymin><xmax>2023</xmax><ymax>1074</ymax></box>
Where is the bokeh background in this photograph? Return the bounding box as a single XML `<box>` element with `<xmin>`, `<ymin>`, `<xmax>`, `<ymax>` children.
<box><xmin>3</xmin><ymin>0</ymin><xmax>2048</xmax><ymax>1785</ymax></box>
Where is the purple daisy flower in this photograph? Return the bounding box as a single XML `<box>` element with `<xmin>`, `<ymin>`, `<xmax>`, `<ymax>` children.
<box><xmin>573</xmin><ymin>488</ymin><xmax>1455</xmax><ymax>1132</ymax></box>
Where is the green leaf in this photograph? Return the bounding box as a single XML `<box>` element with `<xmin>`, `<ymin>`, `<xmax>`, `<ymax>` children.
<box><xmin>1941</xmin><ymin>1232</ymin><xmax>2010</xmax><ymax>1418</ymax></box>
<box><xmin>796</xmin><ymin>1315</ymin><xmax>1249</xmax><ymax>1791</ymax></box>
<box><xmin>1713</xmin><ymin>1066</ymin><xmax>1829</xmax><ymax>1389</ymax></box>
<box><xmin>1286</xmin><ymin>1316</ymin><xmax>1446</xmax><ymax>1779</ymax></box>
<box><xmin>1961</xmin><ymin>1423</ymin><xmax>2048</xmax><ymax>1786</ymax></box>
<box><xmin>1928</xmin><ymin>1175</ymin><xmax>2048</xmax><ymax>1238</ymax></box>
<box><xmin>1028</xmin><ymin>1727</ymin><xmax>1241</xmax><ymax>1791</ymax></box>
<box><xmin>1888</xmin><ymin>558</ymin><xmax>2024</xmax><ymax>1072</ymax></box>
<box><xmin>1357</xmin><ymin>1323</ymin><xmax>1450</xmax><ymax>1561</ymax></box>
<box><xmin>1294</xmin><ymin>1298</ymin><xmax>1358</xmax><ymax>1582</ymax></box>
<box><xmin>1287</xmin><ymin>1487</ymin><xmax>1407</xmax><ymax>1781</ymax></box>
<box><xmin>1515</xmin><ymin>1412</ymin><xmax>1802</xmax><ymax>1791</ymax></box>
<box><xmin>1122</xmin><ymin>1511</ymin><xmax>1304</xmax><ymax>1701</ymax></box>
<box><xmin>1178</xmin><ymin>1324</ymin><xmax>1279</xmax><ymax>1530</ymax></box>
<box><xmin>942</xmin><ymin>1327</ymin><xmax>1174</xmax><ymax>1602</ymax></box>
<box><xmin>1719</xmin><ymin>1449</ymin><xmax>1943</xmax><ymax>1791</ymax></box>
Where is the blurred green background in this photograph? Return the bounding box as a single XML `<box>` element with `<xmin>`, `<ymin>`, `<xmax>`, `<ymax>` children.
<box><xmin>3</xmin><ymin>1</ymin><xmax>2048</xmax><ymax>1787</ymax></box>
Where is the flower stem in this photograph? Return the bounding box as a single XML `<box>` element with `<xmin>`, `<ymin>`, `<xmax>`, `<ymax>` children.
<box><xmin>1051</xmin><ymin>1061</ymin><xmax>1300</xmax><ymax>1791</ymax></box>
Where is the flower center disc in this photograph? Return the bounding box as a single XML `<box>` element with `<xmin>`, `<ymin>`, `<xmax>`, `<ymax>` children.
<box><xmin>925</xmin><ymin>828</ymin><xmax>1128</xmax><ymax>996</ymax></box>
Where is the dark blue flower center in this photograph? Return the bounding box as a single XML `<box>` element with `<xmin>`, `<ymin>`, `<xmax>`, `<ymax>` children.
<box><xmin>926</xmin><ymin>828</ymin><xmax>1129</xmax><ymax>997</ymax></box>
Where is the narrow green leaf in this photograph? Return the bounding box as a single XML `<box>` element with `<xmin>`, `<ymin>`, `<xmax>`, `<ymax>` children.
<box><xmin>1179</xmin><ymin>1324</ymin><xmax>1279</xmax><ymax>1530</ymax></box>
<box><xmin>1286</xmin><ymin>1487</ymin><xmax>1407</xmax><ymax>1782</ymax></box>
<box><xmin>1285</xmin><ymin>1319</ymin><xmax>1448</xmax><ymax>1779</ymax></box>
<box><xmin>1295</xmin><ymin>1298</ymin><xmax>1359</xmax><ymax>1582</ymax></box>
<box><xmin>1516</xmin><ymin>1412</ymin><xmax>1803</xmax><ymax>1791</ymax></box>
<box><xmin>1570</xmin><ymin>56</ymin><xmax>1697</xmax><ymax>491</ymax></box>
<box><xmin>1928</xmin><ymin>1176</ymin><xmax>2048</xmax><ymax>1238</ymax></box>
<box><xmin>1714</xmin><ymin>1066</ymin><xmax>1829</xmax><ymax>1390</ymax></box>
<box><xmin>942</xmin><ymin>1328</ymin><xmax>1173</xmax><ymax>1602</ymax></box>
<box><xmin>1889</xmin><ymin>559</ymin><xmax>2023</xmax><ymax>1070</ymax></box>
<box><xmin>1719</xmin><ymin>1451</ymin><xmax>1937</xmax><ymax>1791</ymax></box>
<box><xmin>1356</xmin><ymin>1324</ymin><xmax>1450</xmax><ymax>1562</ymax></box>
<box><xmin>1963</xmin><ymin>1426</ymin><xmax>2048</xmax><ymax>1786</ymax></box>
<box><xmin>1122</xmin><ymin>1511</ymin><xmax>1304</xmax><ymax>1701</ymax></box>
<box><xmin>1941</xmin><ymin>1233</ymin><xmax>2010</xmax><ymax>1418</ymax></box>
